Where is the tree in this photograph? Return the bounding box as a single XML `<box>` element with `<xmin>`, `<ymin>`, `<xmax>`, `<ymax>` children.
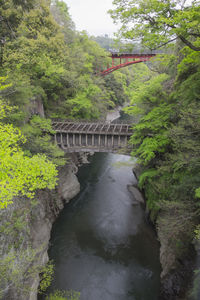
<box><xmin>0</xmin><ymin>119</ymin><xmax>57</xmax><ymax>209</ymax></box>
<box><xmin>0</xmin><ymin>82</ymin><xmax>57</xmax><ymax>209</ymax></box>
<box><xmin>51</xmin><ymin>0</ymin><xmax>76</xmax><ymax>44</ymax></box>
<box><xmin>109</xmin><ymin>0</ymin><xmax>200</xmax><ymax>51</ymax></box>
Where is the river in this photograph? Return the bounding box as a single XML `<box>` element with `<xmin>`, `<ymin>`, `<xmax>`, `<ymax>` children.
<box><xmin>46</xmin><ymin>153</ymin><xmax>161</xmax><ymax>300</ymax></box>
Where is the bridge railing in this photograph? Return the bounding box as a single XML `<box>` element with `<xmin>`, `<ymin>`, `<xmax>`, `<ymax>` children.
<box><xmin>51</xmin><ymin>119</ymin><xmax>133</xmax><ymax>125</ymax></box>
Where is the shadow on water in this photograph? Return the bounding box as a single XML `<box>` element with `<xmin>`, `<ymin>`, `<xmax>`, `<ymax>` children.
<box><xmin>43</xmin><ymin>153</ymin><xmax>161</xmax><ymax>300</ymax></box>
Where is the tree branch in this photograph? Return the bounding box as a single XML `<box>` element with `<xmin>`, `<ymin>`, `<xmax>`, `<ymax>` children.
<box><xmin>151</xmin><ymin>37</ymin><xmax>178</xmax><ymax>50</ymax></box>
<box><xmin>178</xmin><ymin>35</ymin><xmax>200</xmax><ymax>51</ymax></box>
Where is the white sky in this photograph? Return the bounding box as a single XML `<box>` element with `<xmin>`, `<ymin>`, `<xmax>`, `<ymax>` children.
<box><xmin>64</xmin><ymin>0</ymin><xmax>119</xmax><ymax>37</ymax></box>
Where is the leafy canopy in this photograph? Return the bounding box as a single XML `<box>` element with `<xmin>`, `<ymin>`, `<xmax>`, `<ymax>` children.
<box><xmin>0</xmin><ymin>93</ymin><xmax>57</xmax><ymax>209</ymax></box>
<box><xmin>109</xmin><ymin>0</ymin><xmax>200</xmax><ymax>51</ymax></box>
<box><xmin>0</xmin><ymin>121</ymin><xmax>57</xmax><ymax>209</ymax></box>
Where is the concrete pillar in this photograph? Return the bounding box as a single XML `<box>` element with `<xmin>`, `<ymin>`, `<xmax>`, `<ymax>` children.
<box><xmin>54</xmin><ymin>133</ymin><xmax>57</xmax><ymax>144</ymax></box>
<box><xmin>98</xmin><ymin>135</ymin><xmax>101</xmax><ymax>147</ymax></box>
<box><xmin>86</xmin><ymin>134</ymin><xmax>88</xmax><ymax>146</ymax></box>
<box><xmin>111</xmin><ymin>135</ymin><xmax>114</xmax><ymax>147</ymax></box>
<box><xmin>72</xmin><ymin>134</ymin><xmax>75</xmax><ymax>146</ymax></box>
<box><xmin>92</xmin><ymin>134</ymin><xmax>94</xmax><ymax>146</ymax></box>
<box><xmin>118</xmin><ymin>135</ymin><xmax>121</xmax><ymax>148</ymax></box>
<box><xmin>66</xmin><ymin>133</ymin><xmax>69</xmax><ymax>147</ymax></box>
<box><xmin>79</xmin><ymin>134</ymin><xmax>81</xmax><ymax>146</ymax></box>
<box><xmin>125</xmin><ymin>136</ymin><xmax>128</xmax><ymax>146</ymax></box>
<box><xmin>60</xmin><ymin>133</ymin><xmax>63</xmax><ymax>147</ymax></box>
<box><xmin>105</xmin><ymin>135</ymin><xmax>107</xmax><ymax>147</ymax></box>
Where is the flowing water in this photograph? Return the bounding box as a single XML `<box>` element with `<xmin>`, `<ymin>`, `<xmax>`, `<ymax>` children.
<box><xmin>46</xmin><ymin>153</ymin><xmax>161</xmax><ymax>300</ymax></box>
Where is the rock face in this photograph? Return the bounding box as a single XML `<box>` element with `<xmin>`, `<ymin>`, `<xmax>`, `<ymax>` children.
<box><xmin>132</xmin><ymin>163</ymin><xmax>142</xmax><ymax>181</ymax></box>
<box><xmin>0</xmin><ymin>156</ymin><xmax>80</xmax><ymax>300</ymax></box>
<box><xmin>58</xmin><ymin>165</ymin><xmax>80</xmax><ymax>204</ymax></box>
<box><xmin>127</xmin><ymin>185</ymin><xmax>144</xmax><ymax>204</ymax></box>
<box><xmin>106</xmin><ymin>106</ymin><xmax>121</xmax><ymax>122</ymax></box>
<box><xmin>131</xmin><ymin>163</ymin><xmax>195</xmax><ymax>300</ymax></box>
<box><xmin>158</xmin><ymin>219</ymin><xmax>196</xmax><ymax>300</ymax></box>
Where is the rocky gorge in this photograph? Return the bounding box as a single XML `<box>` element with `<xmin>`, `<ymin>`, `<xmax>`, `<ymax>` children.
<box><xmin>0</xmin><ymin>150</ymin><xmax>198</xmax><ymax>300</ymax></box>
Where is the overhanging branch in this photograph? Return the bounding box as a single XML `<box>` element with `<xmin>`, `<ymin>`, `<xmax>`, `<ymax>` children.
<box><xmin>179</xmin><ymin>35</ymin><xmax>200</xmax><ymax>51</ymax></box>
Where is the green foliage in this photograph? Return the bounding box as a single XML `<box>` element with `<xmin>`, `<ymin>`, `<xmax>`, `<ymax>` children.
<box><xmin>195</xmin><ymin>188</ymin><xmax>200</xmax><ymax>199</ymax></box>
<box><xmin>139</xmin><ymin>169</ymin><xmax>157</xmax><ymax>189</ymax></box>
<box><xmin>194</xmin><ymin>225</ymin><xmax>200</xmax><ymax>240</ymax></box>
<box><xmin>125</xmin><ymin>73</ymin><xmax>169</xmax><ymax>115</ymax></box>
<box><xmin>21</xmin><ymin>115</ymin><xmax>66</xmax><ymax>165</ymax></box>
<box><xmin>39</xmin><ymin>261</ymin><xmax>54</xmax><ymax>293</ymax></box>
<box><xmin>0</xmin><ymin>101</ymin><xmax>57</xmax><ymax>208</ymax></box>
<box><xmin>189</xmin><ymin>268</ymin><xmax>200</xmax><ymax>300</ymax></box>
<box><xmin>0</xmin><ymin>123</ymin><xmax>57</xmax><ymax>208</ymax></box>
<box><xmin>1</xmin><ymin>0</ymin><xmax>131</xmax><ymax>125</ymax></box>
<box><xmin>0</xmin><ymin>247</ymin><xmax>43</xmax><ymax>299</ymax></box>
<box><xmin>66</xmin><ymin>79</ymin><xmax>102</xmax><ymax>119</ymax></box>
<box><xmin>45</xmin><ymin>290</ymin><xmax>80</xmax><ymax>300</ymax></box>
<box><xmin>92</xmin><ymin>34</ymin><xmax>115</xmax><ymax>50</ymax></box>
<box><xmin>0</xmin><ymin>1</ymin><xmax>133</xmax><ymax>298</ymax></box>
<box><xmin>109</xmin><ymin>0</ymin><xmax>200</xmax><ymax>51</ymax></box>
<box><xmin>112</xmin><ymin>2</ymin><xmax>200</xmax><ymax>272</ymax></box>
<box><xmin>128</xmin><ymin>88</ymin><xmax>173</xmax><ymax>164</ymax></box>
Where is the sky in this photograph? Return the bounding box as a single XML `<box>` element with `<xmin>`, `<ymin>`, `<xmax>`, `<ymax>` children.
<box><xmin>64</xmin><ymin>0</ymin><xmax>119</xmax><ymax>37</ymax></box>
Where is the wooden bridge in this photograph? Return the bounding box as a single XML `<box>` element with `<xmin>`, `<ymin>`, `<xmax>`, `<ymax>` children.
<box><xmin>52</xmin><ymin>121</ymin><xmax>133</xmax><ymax>153</ymax></box>
<box><xmin>100</xmin><ymin>53</ymin><xmax>156</xmax><ymax>76</ymax></box>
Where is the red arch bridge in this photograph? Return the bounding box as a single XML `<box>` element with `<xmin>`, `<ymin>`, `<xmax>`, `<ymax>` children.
<box><xmin>100</xmin><ymin>53</ymin><xmax>156</xmax><ymax>76</ymax></box>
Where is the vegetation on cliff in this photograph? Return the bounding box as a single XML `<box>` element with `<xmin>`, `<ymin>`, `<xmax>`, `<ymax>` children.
<box><xmin>110</xmin><ymin>0</ymin><xmax>200</xmax><ymax>298</ymax></box>
<box><xmin>0</xmin><ymin>0</ymin><xmax>132</xmax><ymax>298</ymax></box>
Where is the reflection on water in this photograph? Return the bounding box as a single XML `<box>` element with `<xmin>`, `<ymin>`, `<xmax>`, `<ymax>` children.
<box><xmin>47</xmin><ymin>153</ymin><xmax>161</xmax><ymax>300</ymax></box>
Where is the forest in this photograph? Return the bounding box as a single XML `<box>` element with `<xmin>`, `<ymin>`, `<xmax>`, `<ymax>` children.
<box><xmin>0</xmin><ymin>0</ymin><xmax>200</xmax><ymax>299</ymax></box>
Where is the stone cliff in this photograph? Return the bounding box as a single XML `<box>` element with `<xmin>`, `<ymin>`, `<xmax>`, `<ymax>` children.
<box><xmin>0</xmin><ymin>155</ymin><xmax>81</xmax><ymax>300</ymax></box>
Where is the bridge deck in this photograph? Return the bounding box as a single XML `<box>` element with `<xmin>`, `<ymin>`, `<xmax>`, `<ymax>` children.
<box><xmin>52</xmin><ymin>121</ymin><xmax>133</xmax><ymax>136</ymax></box>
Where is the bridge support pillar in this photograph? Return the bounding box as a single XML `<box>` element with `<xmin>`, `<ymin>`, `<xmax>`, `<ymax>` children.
<box><xmin>60</xmin><ymin>133</ymin><xmax>63</xmax><ymax>147</ymax></box>
<box><xmin>105</xmin><ymin>135</ymin><xmax>107</xmax><ymax>147</ymax></box>
<box><xmin>118</xmin><ymin>135</ymin><xmax>121</xmax><ymax>148</ymax></box>
<box><xmin>79</xmin><ymin>134</ymin><xmax>81</xmax><ymax>146</ymax></box>
<box><xmin>111</xmin><ymin>135</ymin><xmax>114</xmax><ymax>148</ymax></box>
<box><xmin>72</xmin><ymin>134</ymin><xmax>75</xmax><ymax>146</ymax></box>
<box><xmin>98</xmin><ymin>135</ymin><xmax>101</xmax><ymax>148</ymax></box>
<box><xmin>66</xmin><ymin>133</ymin><xmax>69</xmax><ymax>147</ymax></box>
<box><xmin>92</xmin><ymin>134</ymin><xmax>94</xmax><ymax>146</ymax></box>
<box><xmin>125</xmin><ymin>136</ymin><xmax>127</xmax><ymax>146</ymax></box>
<box><xmin>86</xmin><ymin>134</ymin><xmax>88</xmax><ymax>146</ymax></box>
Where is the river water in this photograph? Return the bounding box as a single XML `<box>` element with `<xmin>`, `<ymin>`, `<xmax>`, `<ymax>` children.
<box><xmin>47</xmin><ymin>153</ymin><xmax>161</xmax><ymax>300</ymax></box>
